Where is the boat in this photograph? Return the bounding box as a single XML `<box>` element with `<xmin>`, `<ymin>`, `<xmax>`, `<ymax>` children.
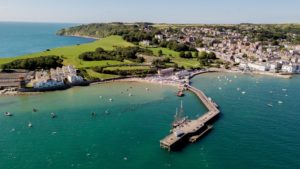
<box><xmin>172</xmin><ymin>101</ymin><xmax>188</xmax><ymax>129</ymax></box>
<box><xmin>177</xmin><ymin>90</ymin><xmax>184</xmax><ymax>97</ymax></box>
<box><xmin>109</xmin><ymin>98</ymin><xmax>113</xmax><ymax>102</ymax></box>
<box><xmin>278</xmin><ymin>101</ymin><xmax>283</xmax><ymax>104</ymax></box>
<box><xmin>32</xmin><ymin>108</ymin><xmax>38</xmax><ymax>112</ymax></box>
<box><xmin>51</xmin><ymin>112</ymin><xmax>57</xmax><ymax>118</ymax></box>
<box><xmin>128</xmin><ymin>93</ymin><xmax>132</xmax><ymax>97</ymax></box>
<box><xmin>267</xmin><ymin>103</ymin><xmax>273</xmax><ymax>107</ymax></box>
<box><xmin>28</xmin><ymin>122</ymin><xmax>32</xmax><ymax>128</ymax></box>
<box><xmin>241</xmin><ymin>91</ymin><xmax>246</xmax><ymax>95</ymax></box>
<box><xmin>4</xmin><ymin>112</ymin><xmax>13</xmax><ymax>116</ymax></box>
<box><xmin>282</xmin><ymin>89</ymin><xmax>287</xmax><ymax>92</ymax></box>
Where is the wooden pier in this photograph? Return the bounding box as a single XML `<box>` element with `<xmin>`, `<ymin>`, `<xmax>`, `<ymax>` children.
<box><xmin>160</xmin><ymin>85</ymin><xmax>220</xmax><ymax>151</ymax></box>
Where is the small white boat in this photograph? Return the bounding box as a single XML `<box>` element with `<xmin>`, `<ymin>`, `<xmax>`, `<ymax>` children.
<box><xmin>241</xmin><ymin>91</ymin><xmax>246</xmax><ymax>95</ymax></box>
<box><xmin>128</xmin><ymin>93</ymin><xmax>132</xmax><ymax>97</ymax></box>
<box><xmin>218</xmin><ymin>87</ymin><xmax>222</xmax><ymax>90</ymax></box>
<box><xmin>278</xmin><ymin>101</ymin><xmax>283</xmax><ymax>104</ymax></box>
<box><xmin>267</xmin><ymin>104</ymin><xmax>273</xmax><ymax>107</ymax></box>
<box><xmin>282</xmin><ymin>89</ymin><xmax>287</xmax><ymax>92</ymax></box>
<box><xmin>28</xmin><ymin>122</ymin><xmax>33</xmax><ymax>128</ymax></box>
<box><xmin>109</xmin><ymin>98</ymin><xmax>113</xmax><ymax>102</ymax></box>
<box><xmin>51</xmin><ymin>112</ymin><xmax>56</xmax><ymax>118</ymax></box>
<box><xmin>4</xmin><ymin>112</ymin><xmax>12</xmax><ymax>116</ymax></box>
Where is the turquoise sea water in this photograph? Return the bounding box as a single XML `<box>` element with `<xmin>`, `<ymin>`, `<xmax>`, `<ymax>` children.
<box><xmin>0</xmin><ymin>22</ymin><xmax>94</xmax><ymax>57</ymax></box>
<box><xmin>0</xmin><ymin>73</ymin><xmax>299</xmax><ymax>169</ymax></box>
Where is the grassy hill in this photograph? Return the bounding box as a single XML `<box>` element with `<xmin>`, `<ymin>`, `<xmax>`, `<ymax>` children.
<box><xmin>0</xmin><ymin>35</ymin><xmax>200</xmax><ymax>79</ymax></box>
<box><xmin>0</xmin><ymin>35</ymin><xmax>134</xmax><ymax>68</ymax></box>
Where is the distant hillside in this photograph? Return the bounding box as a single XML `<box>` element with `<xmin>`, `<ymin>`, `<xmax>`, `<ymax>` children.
<box><xmin>57</xmin><ymin>23</ymin><xmax>151</xmax><ymax>38</ymax></box>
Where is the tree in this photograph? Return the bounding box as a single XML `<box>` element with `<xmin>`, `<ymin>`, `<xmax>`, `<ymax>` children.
<box><xmin>199</xmin><ymin>51</ymin><xmax>208</xmax><ymax>60</ymax></box>
<box><xmin>158</xmin><ymin>50</ymin><xmax>163</xmax><ymax>57</ymax></box>
<box><xmin>207</xmin><ymin>52</ymin><xmax>217</xmax><ymax>60</ymax></box>
<box><xmin>195</xmin><ymin>51</ymin><xmax>199</xmax><ymax>57</ymax></box>
<box><xmin>185</xmin><ymin>51</ymin><xmax>193</xmax><ymax>58</ymax></box>
<box><xmin>179</xmin><ymin>51</ymin><xmax>185</xmax><ymax>58</ymax></box>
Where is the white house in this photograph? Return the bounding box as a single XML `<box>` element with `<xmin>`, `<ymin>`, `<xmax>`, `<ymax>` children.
<box><xmin>269</xmin><ymin>62</ymin><xmax>282</xmax><ymax>72</ymax></box>
<box><xmin>34</xmin><ymin>79</ymin><xmax>65</xmax><ymax>89</ymax></box>
<box><xmin>155</xmin><ymin>34</ymin><xmax>164</xmax><ymax>40</ymax></box>
<box><xmin>140</xmin><ymin>40</ymin><xmax>150</xmax><ymax>46</ymax></box>
<box><xmin>281</xmin><ymin>64</ymin><xmax>297</xmax><ymax>73</ymax></box>
<box><xmin>67</xmin><ymin>75</ymin><xmax>84</xmax><ymax>83</ymax></box>
<box><xmin>248</xmin><ymin>63</ymin><xmax>270</xmax><ymax>72</ymax></box>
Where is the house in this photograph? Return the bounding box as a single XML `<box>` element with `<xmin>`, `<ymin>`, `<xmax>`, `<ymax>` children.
<box><xmin>175</xmin><ymin>70</ymin><xmax>190</xmax><ymax>79</ymax></box>
<box><xmin>281</xmin><ymin>64</ymin><xmax>297</xmax><ymax>73</ymax></box>
<box><xmin>140</xmin><ymin>40</ymin><xmax>150</xmax><ymax>46</ymax></box>
<box><xmin>269</xmin><ymin>62</ymin><xmax>282</xmax><ymax>72</ymax></box>
<box><xmin>247</xmin><ymin>63</ymin><xmax>270</xmax><ymax>72</ymax></box>
<box><xmin>158</xmin><ymin>68</ymin><xmax>174</xmax><ymax>76</ymax></box>
<box><xmin>33</xmin><ymin>79</ymin><xmax>65</xmax><ymax>89</ymax></box>
<box><xmin>67</xmin><ymin>75</ymin><xmax>84</xmax><ymax>83</ymax></box>
<box><xmin>155</xmin><ymin>34</ymin><xmax>164</xmax><ymax>40</ymax></box>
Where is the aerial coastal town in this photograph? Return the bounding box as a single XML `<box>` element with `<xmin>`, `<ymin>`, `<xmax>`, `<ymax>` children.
<box><xmin>146</xmin><ymin>24</ymin><xmax>300</xmax><ymax>74</ymax></box>
<box><xmin>1</xmin><ymin>24</ymin><xmax>300</xmax><ymax>95</ymax></box>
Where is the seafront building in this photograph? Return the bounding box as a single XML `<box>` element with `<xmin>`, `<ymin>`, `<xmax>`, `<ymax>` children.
<box><xmin>33</xmin><ymin>65</ymin><xmax>84</xmax><ymax>89</ymax></box>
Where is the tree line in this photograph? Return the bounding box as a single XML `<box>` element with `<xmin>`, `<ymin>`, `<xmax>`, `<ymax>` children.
<box><xmin>1</xmin><ymin>55</ymin><xmax>63</xmax><ymax>70</ymax></box>
<box><xmin>79</xmin><ymin>47</ymin><xmax>151</xmax><ymax>63</ymax></box>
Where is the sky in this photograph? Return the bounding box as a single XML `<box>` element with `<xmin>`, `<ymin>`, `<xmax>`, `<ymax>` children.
<box><xmin>0</xmin><ymin>0</ymin><xmax>299</xmax><ymax>24</ymax></box>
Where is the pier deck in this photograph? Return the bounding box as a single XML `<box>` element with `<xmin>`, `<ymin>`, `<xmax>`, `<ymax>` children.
<box><xmin>160</xmin><ymin>85</ymin><xmax>220</xmax><ymax>151</ymax></box>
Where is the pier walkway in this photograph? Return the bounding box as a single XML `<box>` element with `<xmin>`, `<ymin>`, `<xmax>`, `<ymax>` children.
<box><xmin>160</xmin><ymin>85</ymin><xmax>220</xmax><ymax>151</ymax></box>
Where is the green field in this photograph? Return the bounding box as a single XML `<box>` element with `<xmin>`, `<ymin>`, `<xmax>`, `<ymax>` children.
<box><xmin>104</xmin><ymin>65</ymin><xmax>150</xmax><ymax>71</ymax></box>
<box><xmin>148</xmin><ymin>47</ymin><xmax>200</xmax><ymax>68</ymax></box>
<box><xmin>0</xmin><ymin>35</ymin><xmax>134</xmax><ymax>67</ymax></box>
<box><xmin>0</xmin><ymin>35</ymin><xmax>200</xmax><ymax>79</ymax></box>
<box><xmin>149</xmin><ymin>47</ymin><xmax>180</xmax><ymax>57</ymax></box>
<box><xmin>86</xmin><ymin>69</ymin><xmax>120</xmax><ymax>79</ymax></box>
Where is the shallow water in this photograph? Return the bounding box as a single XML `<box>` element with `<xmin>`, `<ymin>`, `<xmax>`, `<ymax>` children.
<box><xmin>0</xmin><ymin>22</ymin><xmax>94</xmax><ymax>57</ymax></box>
<box><xmin>0</xmin><ymin>74</ymin><xmax>299</xmax><ymax>169</ymax></box>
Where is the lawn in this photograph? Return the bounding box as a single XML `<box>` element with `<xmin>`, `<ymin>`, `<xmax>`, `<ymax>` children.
<box><xmin>148</xmin><ymin>47</ymin><xmax>180</xmax><ymax>57</ymax></box>
<box><xmin>104</xmin><ymin>65</ymin><xmax>150</xmax><ymax>71</ymax></box>
<box><xmin>148</xmin><ymin>47</ymin><xmax>200</xmax><ymax>69</ymax></box>
<box><xmin>172</xmin><ymin>58</ymin><xmax>200</xmax><ymax>68</ymax></box>
<box><xmin>0</xmin><ymin>35</ymin><xmax>134</xmax><ymax>67</ymax></box>
<box><xmin>86</xmin><ymin>69</ymin><xmax>120</xmax><ymax>79</ymax></box>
